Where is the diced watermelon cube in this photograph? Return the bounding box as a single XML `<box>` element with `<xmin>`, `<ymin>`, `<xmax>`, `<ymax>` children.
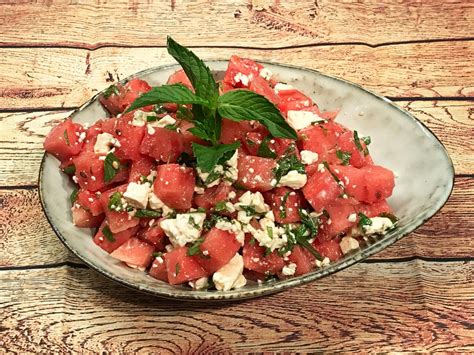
<box><xmin>149</xmin><ymin>257</ymin><xmax>168</xmax><ymax>282</ymax></box>
<box><xmin>137</xmin><ymin>219</ymin><xmax>167</xmax><ymax>250</ymax></box>
<box><xmin>313</xmin><ymin>239</ymin><xmax>343</xmax><ymax>261</ymax></box>
<box><xmin>336</xmin><ymin>130</ymin><xmax>368</xmax><ymax>168</ymax></box>
<box><xmin>167</xmin><ymin>69</ymin><xmax>193</xmax><ymax>90</ymax></box>
<box><xmin>302</xmin><ymin>169</ymin><xmax>343</xmax><ymax>212</ymax></box>
<box><xmin>99</xmin><ymin>185</ymin><xmax>140</xmax><ymax>233</ymax></box>
<box><xmin>223</xmin><ymin>55</ymin><xmax>263</xmax><ymax>88</ymax></box>
<box><xmin>71</xmin><ymin>206</ymin><xmax>104</xmax><ymax>228</ymax></box>
<box><xmin>194</xmin><ymin>183</ymin><xmax>236</xmax><ymax>210</ymax></box>
<box><xmin>243</xmin><ymin>237</ymin><xmax>285</xmax><ymax>274</ymax></box>
<box><xmin>164</xmin><ymin>247</ymin><xmax>209</xmax><ymax>285</ymax></box>
<box><xmin>195</xmin><ymin>228</ymin><xmax>241</xmax><ymax>273</ymax></box>
<box><xmin>44</xmin><ymin>118</ymin><xmax>84</xmax><ymax>162</ymax></box>
<box><xmin>288</xmin><ymin>246</ymin><xmax>314</xmax><ymax>276</ymax></box>
<box><xmin>357</xmin><ymin>200</ymin><xmax>392</xmax><ymax>218</ymax></box>
<box><xmin>77</xmin><ymin>189</ymin><xmax>104</xmax><ymax>216</ymax></box>
<box><xmin>325</xmin><ymin>200</ymin><xmax>357</xmax><ymax>237</ymax></box>
<box><xmin>99</xmin><ymin>78</ymin><xmax>152</xmax><ymax>115</ymax></box>
<box><xmin>113</xmin><ymin>113</ymin><xmax>146</xmax><ymax>161</ymax></box>
<box><xmin>299</xmin><ymin>124</ymin><xmax>338</xmax><ymax>161</ymax></box>
<box><xmin>139</xmin><ymin>127</ymin><xmax>185</xmax><ymax>163</ymax></box>
<box><xmin>361</xmin><ymin>165</ymin><xmax>395</xmax><ymax>203</ymax></box>
<box><xmin>276</xmin><ymin>89</ymin><xmax>313</xmax><ymax>114</ymax></box>
<box><xmin>332</xmin><ymin>165</ymin><xmax>366</xmax><ymax>201</ymax></box>
<box><xmin>93</xmin><ymin>221</ymin><xmax>140</xmax><ymax>253</ymax></box>
<box><xmin>270</xmin><ymin>187</ymin><xmax>304</xmax><ymax>224</ymax></box>
<box><xmin>249</xmin><ymin>76</ymin><xmax>281</xmax><ymax>105</ymax></box>
<box><xmin>128</xmin><ymin>156</ymin><xmax>155</xmax><ymax>183</ymax></box>
<box><xmin>153</xmin><ymin>164</ymin><xmax>195</xmax><ymax>209</ymax></box>
<box><xmin>219</xmin><ymin>119</ymin><xmax>254</xmax><ymax>145</ymax></box>
<box><xmin>237</xmin><ymin>155</ymin><xmax>277</xmax><ymax>192</ymax></box>
<box><xmin>110</xmin><ymin>237</ymin><xmax>155</xmax><ymax>268</ymax></box>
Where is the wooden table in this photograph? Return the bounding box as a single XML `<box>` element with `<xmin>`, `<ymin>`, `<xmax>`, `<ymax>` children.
<box><xmin>1</xmin><ymin>1</ymin><xmax>473</xmax><ymax>352</ymax></box>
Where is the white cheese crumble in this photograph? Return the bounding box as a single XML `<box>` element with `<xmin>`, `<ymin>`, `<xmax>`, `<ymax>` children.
<box><xmin>347</xmin><ymin>213</ymin><xmax>357</xmax><ymax>223</ymax></box>
<box><xmin>148</xmin><ymin>192</ymin><xmax>174</xmax><ymax>216</ymax></box>
<box><xmin>194</xmin><ymin>186</ymin><xmax>205</xmax><ymax>194</ymax></box>
<box><xmin>244</xmin><ymin>217</ymin><xmax>287</xmax><ymax>252</ymax></box>
<box><xmin>274</xmin><ymin>83</ymin><xmax>294</xmax><ymax>92</ymax></box>
<box><xmin>93</xmin><ymin>132</ymin><xmax>115</xmax><ymax>155</ymax></box>
<box><xmin>286</xmin><ymin>110</ymin><xmax>324</xmax><ymax>130</ymax></box>
<box><xmin>278</xmin><ymin>170</ymin><xmax>307</xmax><ymax>189</ymax></box>
<box><xmin>150</xmin><ymin>114</ymin><xmax>176</xmax><ymax>128</ymax></box>
<box><xmin>132</xmin><ymin>110</ymin><xmax>153</xmax><ymax>127</ymax></box>
<box><xmin>300</xmin><ymin>150</ymin><xmax>319</xmax><ymax>165</ymax></box>
<box><xmin>363</xmin><ymin>217</ymin><xmax>394</xmax><ymax>235</ymax></box>
<box><xmin>317</xmin><ymin>163</ymin><xmax>326</xmax><ymax>173</ymax></box>
<box><xmin>282</xmin><ymin>263</ymin><xmax>297</xmax><ymax>276</ymax></box>
<box><xmin>197</xmin><ymin>164</ymin><xmax>224</xmax><ymax>188</ymax></box>
<box><xmin>235</xmin><ymin>191</ymin><xmax>270</xmax><ymax>214</ymax></box>
<box><xmin>160</xmin><ymin>212</ymin><xmax>206</xmax><ymax>247</ymax></box>
<box><xmin>315</xmin><ymin>257</ymin><xmax>330</xmax><ymax>268</ymax></box>
<box><xmin>223</xmin><ymin>150</ymin><xmax>238</xmax><ymax>184</ymax></box>
<box><xmin>123</xmin><ymin>182</ymin><xmax>150</xmax><ymax>209</ymax></box>
<box><xmin>213</xmin><ymin>254</ymin><xmax>247</xmax><ymax>291</ymax></box>
<box><xmin>340</xmin><ymin>236</ymin><xmax>360</xmax><ymax>255</ymax></box>
<box><xmin>188</xmin><ymin>277</ymin><xmax>209</xmax><ymax>290</ymax></box>
<box><xmin>234</xmin><ymin>72</ymin><xmax>250</xmax><ymax>87</ymax></box>
<box><xmin>259</xmin><ymin>67</ymin><xmax>273</xmax><ymax>80</ymax></box>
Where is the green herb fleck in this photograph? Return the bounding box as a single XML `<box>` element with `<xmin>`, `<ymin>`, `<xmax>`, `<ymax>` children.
<box><xmin>279</xmin><ymin>191</ymin><xmax>291</xmax><ymax>219</ymax></box>
<box><xmin>103</xmin><ymin>152</ymin><xmax>121</xmax><ymax>183</ymax></box>
<box><xmin>175</xmin><ymin>263</ymin><xmax>180</xmax><ymax>276</ymax></box>
<box><xmin>63</xmin><ymin>164</ymin><xmax>76</xmax><ymax>175</ymax></box>
<box><xmin>266</xmin><ymin>226</ymin><xmax>274</xmax><ymax>239</ymax></box>
<box><xmin>257</xmin><ymin>136</ymin><xmax>277</xmax><ymax>159</ymax></box>
<box><xmin>176</xmin><ymin>105</ymin><xmax>194</xmax><ymax>121</ymax></box>
<box><xmin>63</xmin><ymin>130</ymin><xmax>70</xmax><ymax>146</ymax></box>
<box><xmin>336</xmin><ymin>150</ymin><xmax>352</xmax><ymax>166</ymax></box>
<box><xmin>298</xmin><ymin>208</ymin><xmax>319</xmax><ymax>238</ymax></box>
<box><xmin>152</xmin><ymin>252</ymin><xmax>163</xmax><ymax>258</ymax></box>
<box><xmin>358</xmin><ymin>212</ymin><xmax>373</xmax><ymax>229</ymax></box>
<box><xmin>107</xmin><ymin>191</ymin><xmax>123</xmax><ymax>211</ymax></box>
<box><xmin>102</xmin><ymin>226</ymin><xmax>115</xmax><ymax>242</ymax></box>
<box><xmin>134</xmin><ymin>209</ymin><xmax>162</xmax><ymax>218</ymax></box>
<box><xmin>273</xmin><ymin>154</ymin><xmax>306</xmax><ymax>184</ymax></box>
<box><xmin>213</xmin><ymin>201</ymin><xmax>228</xmax><ymax>212</ymax></box>
<box><xmin>70</xmin><ymin>188</ymin><xmax>79</xmax><ymax>205</ymax></box>
<box><xmin>146</xmin><ymin>115</ymin><xmax>158</xmax><ymax>122</ymax></box>
<box><xmin>103</xmin><ymin>84</ymin><xmax>120</xmax><ymax>98</ymax></box>
<box><xmin>188</xmin><ymin>216</ymin><xmax>201</xmax><ymax>230</ymax></box>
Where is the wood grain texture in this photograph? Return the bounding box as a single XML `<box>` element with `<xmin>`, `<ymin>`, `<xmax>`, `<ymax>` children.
<box><xmin>1</xmin><ymin>43</ymin><xmax>473</xmax><ymax>111</ymax></box>
<box><xmin>1</xmin><ymin>100</ymin><xmax>472</xmax><ymax>187</ymax></box>
<box><xmin>0</xmin><ymin>261</ymin><xmax>472</xmax><ymax>353</ymax></box>
<box><xmin>0</xmin><ymin>0</ymin><xmax>473</xmax><ymax>48</ymax></box>
<box><xmin>0</xmin><ymin>177</ymin><xmax>472</xmax><ymax>268</ymax></box>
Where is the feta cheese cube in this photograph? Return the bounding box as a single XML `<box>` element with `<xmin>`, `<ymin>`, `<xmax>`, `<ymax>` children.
<box><xmin>286</xmin><ymin>110</ymin><xmax>324</xmax><ymax>130</ymax></box>
<box><xmin>340</xmin><ymin>236</ymin><xmax>360</xmax><ymax>255</ymax></box>
<box><xmin>300</xmin><ymin>150</ymin><xmax>319</xmax><ymax>165</ymax></box>
<box><xmin>259</xmin><ymin>67</ymin><xmax>273</xmax><ymax>80</ymax></box>
<box><xmin>234</xmin><ymin>72</ymin><xmax>250</xmax><ymax>86</ymax></box>
<box><xmin>213</xmin><ymin>254</ymin><xmax>247</xmax><ymax>291</ymax></box>
<box><xmin>123</xmin><ymin>182</ymin><xmax>150</xmax><ymax>209</ymax></box>
<box><xmin>93</xmin><ymin>132</ymin><xmax>115</xmax><ymax>155</ymax></box>
<box><xmin>282</xmin><ymin>263</ymin><xmax>297</xmax><ymax>276</ymax></box>
<box><xmin>347</xmin><ymin>213</ymin><xmax>357</xmax><ymax>222</ymax></box>
<box><xmin>151</xmin><ymin>114</ymin><xmax>176</xmax><ymax>128</ymax></box>
<box><xmin>278</xmin><ymin>170</ymin><xmax>307</xmax><ymax>189</ymax></box>
<box><xmin>363</xmin><ymin>217</ymin><xmax>394</xmax><ymax>235</ymax></box>
<box><xmin>148</xmin><ymin>192</ymin><xmax>174</xmax><ymax>216</ymax></box>
<box><xmin>188</xmin><ymin>277</ymin><xmax>209</xmax><ymax>290</ymax></box>
<box><xmin>215</xmin><ymin>219</ymin><xmax>245</xmax><ymax>245</ymax></box>
<box><xmin>274</xmin><ymin>83</ymin><xmax>294</xmax><ymax>92</ymax></box>
<box><xmin>160</xmin><ymin>212</ymin><xmax>206</xmax><ymax>247</ymax></box>
<box><xmin>235</xmin><ymin>191</ymin><xmax>269</xmax><ymax>213</ymax></box>
<box><xmin>132</xmin><ymin>110</ymin><xmax>154</xmax><ymax>127</ymax></box>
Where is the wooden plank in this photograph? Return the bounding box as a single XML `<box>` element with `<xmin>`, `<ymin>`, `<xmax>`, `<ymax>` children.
<box><xmin>0</xmin><ymin>177</ymin><xmax>472</xmax><ymax>267</ymax></box>
<box><xmin>0</xmin><ymin>262</ymin><xmax>472</xmax><ymax>352</ymax></box>
<box><xmin>0</xmin><ymin>1</ymin><xmax>473</xmax><ymax>48</ymax></box>
<box><xmin>1</xmin><ymin>100</ymin><xmax>472</xmax><ymax>187</ymax></box>
<box><xmin>0</xmin><ymin>43</ymin><xmax>473</xmax><ymax>111</ymax></box>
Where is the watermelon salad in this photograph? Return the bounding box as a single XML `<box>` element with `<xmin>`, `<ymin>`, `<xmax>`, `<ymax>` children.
<box><xmin>43</xmin><ymin>37</ymin><xmax>397</xmax><ymax>291</ymax></box>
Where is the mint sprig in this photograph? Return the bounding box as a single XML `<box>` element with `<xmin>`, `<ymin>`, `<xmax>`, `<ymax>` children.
<box><xmin>128</xmin><ymin>36</ymin><xmax>297</xmax><ymax>172</ymax></box>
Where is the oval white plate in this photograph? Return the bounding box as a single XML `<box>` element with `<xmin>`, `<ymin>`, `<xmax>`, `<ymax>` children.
<box><xmin>39</xmin><ymin>61</ymin><xmax>454</xmax><ymax>300</ymax></box>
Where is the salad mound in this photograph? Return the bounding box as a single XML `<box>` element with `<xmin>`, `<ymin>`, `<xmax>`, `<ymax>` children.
<box><xmin>44</xmin><ymin>37</ymin><xmax>397</xmax><ymax>291</ymax></box>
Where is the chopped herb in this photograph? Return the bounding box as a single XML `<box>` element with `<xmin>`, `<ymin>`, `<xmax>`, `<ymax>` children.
<box><xmin>279</xmin><ymin>221</ymin><xmax>322</xmax><ymax>260</ymax></box>
<box><xmin>104</xmin><ymin>152</ymin><xmax>121</xmax><ymax>183</ymax></box>
<box><xmin>336</xmin><ymin>150</ymin><xmax>352</xmax><ymax>166</ymax></box>
<box><xmin>264</xmin><ymin>247</ymin><xmax>272</xmax><ymax>256</ymax></box>
<box><xmin>203</xmin><ymin>213</ymin><xmax>229</xmax><ymax>231</ymax></box>
<box><xmin>164</xmin><ymin>123</ymin><xmax>178</xmax><ymax>131</ymax></box>
<box><xmin>102</xmin><ymin>226</ymin><xmax>115</xmax><ymax>242</ymax></box>
<box><xmin>354</xmin><ymin>130</ymin><xmax>371</xmax><ymax>156</ymax></box>
<box><xmin>257</xmin><ymin>136</ymin><xmax>277</xmax><ymax>159</ymax></box>
<box><xmin>273</xmin><ymin>154</ymin><xmax>305</xmax><ymax>184</ymax></box>
<box><xmin>153</xmin><ymin>105</ymin><xmax>168</xmax><ymax>114</ymax></box>
<box><xmin>264</xmin><ymin>274</ymin><xmax>278</xmax><ymax>282</ymax></box>
<box><xmin>107</xmin><ymin>191</ymin><xmax>123</xmax><ymax>211</ymax></box>
<box><xmin>195</xmin><ymin>207</ymin><xmax>207</xmax><ymax>213</ymax></box>
<box><xmin>358</xmin><ymin>212</ymin><xmax>373</xmax><ymax>229</ymax></box>
<box><xmin>239</xmin><ymin>205</ymin><xmax>259</xmax><ymax>217</ymax></box>
<box><xmin>362</xmin><ymin>136</ymin><xmax>371</xmax><ymax>146</ymax></box>
<box><xmin>233</xmin><ymin>182</ymin><xmax>247</xmax><ymax>191</ymax></box>
<box><xmin>63</xmin><ymin>164</ymin><xmax>76</xmax><ymax>175</ymax></box>
<box><xmin>298</xmin><ymin>208</ymin><xmax>319</xmax><ymax>238</ymax></box>
<box><xmin>204</xmin><ymin>169</ymin><xmax>222</xmax><ymax>185</ymax></box>
<box><xmin>63</xmin><ymin>130</ymin><xmax>70</xmax><ymax>146</ymax></box>
<box><xmin>175</xmin><ymin>263</ymin><xmax>180</xmax><ymax>276</ymax></box>
<box><xmin>134</xmin><ymin>209</ymin><xmax>162</xmax><ymax>218</ymax></box>
<box><xmin>249</xmin><ymin>237</ymin><xmax>256</xmax><ymax>246</ymax></box>
<box><xmin>266</xmin><ymin>226</ymin><xmax>274</xmax><ymax>239</ymax></box>
<box><xmin>322</xmin><ymin>161</ymin><xmax>342</xmax><ymax>184</ymax></box>
<box><xmin>176</xmin><ymin>152</ymin><xmax>196</xmax><ymax>168</ymax></box>
<box><xmin>188</xmin><ymin>216</ymin><xmax>201</xmax><ymax>229</ymax></box>
<box><xmin>146</xmin><ymin>115</ymin><xmax>158</xmax><ymax>122</ymax></box>
<box><xmin>187</xmin><ymin>237</ymin><xmax>205</xmax><ymax>256</ymax></box>
<box><xmin>246</xmin><ymin>139</ymin><xmax>256</xmax><ymax>147</ymax></box>
<box><xmin>353</xmin><ymin>130</ymin><xmax>363</xmax><ymax>151</ymax></box>
<box><xmin>279</xmin><ymin>191</ymin><xmax>291</xmax><ymax>219</ymax></box>
<box><xmin>152</xmin><ymin>252</ymin><xmax>163</xmax><ymax>258</ymax></box>
<box><xmin>103</xmin><ymin>84</ymin><xmax>120</xmax><ymax>98</ymax></box>
<box><xmin>69</xmin><ymin>188</ymin><xmax>79</xmax><ymax>205</ymax></box>
<box><xmin>213</xmin><ymin>201</ymin><xmax>227</xmax><ymax>212</ymax></box>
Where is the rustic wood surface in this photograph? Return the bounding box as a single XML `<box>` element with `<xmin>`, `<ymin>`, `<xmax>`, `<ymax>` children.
<box><xmin>0</xmin><ymin>0</ymin><xmax>473</xmax><ymax>352</ymax></box>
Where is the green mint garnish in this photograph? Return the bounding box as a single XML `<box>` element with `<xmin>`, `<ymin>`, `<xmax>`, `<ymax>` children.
<box><xmin>273</xmin><ymin>154</ymin><xmax>305</xmax><ymax>184</ymax></box>
<box><xmin>102</xmin><ymin>84</ymin><xmax>120</xmax><ymax>98</ymax></box>
<box><xmin>358</xmin><ymin>212</ymin><xmax>372</xmax><ymax>229</ymax></box>
<box><xmin>63</xmin><ymin>164</ymin><xmax>76</xmax><ymax>176</ymax></box>
<box><xmin>279</xmin><ymin>191</ymin><xmax>291</xmax><ymax>219</ymax></box>
<box><xmin>107</xmin><ymin>191</ymin><xmax>123</xmax><ymax>211</ymax></box>
<box><xmin>104</xmin><ymin>152</ymin><xmax>121</xmax><ymax>183</ymax></box>
<box><xmin>257</xmin><ymin>136</ymin><xmax>277</xmax><ymax>159</ymax></box>
<box><xmin>102</xmin><ymin>226</ymin><xmax>115</xmax><ymax>242</ymax></box>
<box><xmin>192</xmin><ymin>141</ymin><xmax>240</xmax><ymax>173</ymax></box>
<box><xmin>69</xmin><ymin>188</ymin><xmax>79</xmax><ymax>205</ymax></box>
<box><xmin>134</xmin><ymin>209</ymin><xmax>162</xmax><ymax>218</ymax></box>
<box><xmin>336</xmin><ymin>150</ymin><xmax>352</xmax><ymax>166</ymax></box>
<box><xmin>63</xmin><ymin>130</ymin><xmax>70</xmax><ymax>146</ymax></box>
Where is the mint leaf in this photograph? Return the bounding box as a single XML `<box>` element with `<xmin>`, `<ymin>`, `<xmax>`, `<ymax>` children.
<box><xmin>62</xmin><ymin>164</ymin><xmax>76</xmax><ymax>175</ymax></box>
<box><xmin>167</xmin><ymin>36</ymin><xmax>218</xmax><ymax>105</ymax></box>
<box><xmin>125</xmin><ymin>84</ymin><xmax>209</xmax><ymax>113</ymax></box>
<box><xmin>102</xmin><ymin>226</ymin><xmax>116</xmax><ymax>242</ymax></box>
<box><xmin>63</xmin><ymin>130</ymin><xmax>70</xmax><ymax>146</ymax></box>
<box><xmin>336</xmin><ymin>150</ymin><xmax>351</xmax><ymax>166</ymax></box>
<box><xmin>102</xmin><ymin>84</ymin><xmax>120</xmax><ymax>98</ymax></box>
<box><xmin>218</xmin><ymin>90</ymin><xmax>297</xmax><ymax>139</ymax></box>
<box><xmin>70</xmin><ymin>188</ymin><xmax>79</xmax><ymax>205</ymax></box>
<box><xmin>134</xmin><ymin>209</ymin><xmax>162</xmax><ymax>218</ymax></box>
<box><xmin>108</xmin><ymin>191</ymin><xmax>123</xmax><ymax>211</ymax></box>
<box><xmin>192</xmin><ymin>141</ymin><xmax>240</xmax><ymax>172</ymax></box>
<box><xmin>104</xmin><ymin>152</ymin><xmax>121</xmax><ymax>182</ymax></box>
